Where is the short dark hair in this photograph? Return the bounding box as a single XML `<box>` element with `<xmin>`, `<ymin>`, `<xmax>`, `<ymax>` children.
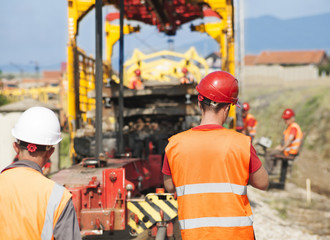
<box><xmin>17</xmin><ymin>140</ymin><xmax>50</xmax><ymax>152</ymax></box>
<box><xmin>199</xmin><ymin>100</ymin><xmax>230</xmax><ymax>113</ymax></box>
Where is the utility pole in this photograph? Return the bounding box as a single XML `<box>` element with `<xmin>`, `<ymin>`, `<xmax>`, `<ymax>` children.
<box><xmin>30</xmin><ymin>61</ymin><xmax>39</xmax><ymax>78</ymax></box>
<box><xmin>95</xmin><ymin>0</ymin><xmax>103</xmax><ymax>160</ymax></box>
<box><xmin>168</xmin><ymin>37</ymin><xmax>174</xmax><ymax>51</ymax></box>
<box><xmin>239</xmin><ymin>0</ymin><xmax>245</xmax><ymax>97</ymax></box>
<box><xmin>118</xmin><ymin>0</ymin><xmax>125</xmax><ymax>155</ymax></box>
<box><xmin>234</xmin><ymin>0</ymin><xmax>245</xmax><ymax>98</ymax></box>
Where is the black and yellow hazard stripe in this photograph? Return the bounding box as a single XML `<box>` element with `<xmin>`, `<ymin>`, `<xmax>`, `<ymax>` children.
<box><xmin>127</xmin><ymin>193</ymin><xmax>178</xmax><ymax>234</ymax></box>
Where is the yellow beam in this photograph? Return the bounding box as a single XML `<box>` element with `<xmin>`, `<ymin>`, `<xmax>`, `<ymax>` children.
<box><xmin>105</xmin><ymin>22</ymin><xmax>140</xmax><ymax>66</ymax></box>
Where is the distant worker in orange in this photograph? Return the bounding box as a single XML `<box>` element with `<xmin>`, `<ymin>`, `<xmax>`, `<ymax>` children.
<box><xmin>129</xmin><ymin>69</ymin><xmax>144</xmax><ymax>90</ymax></box>
<box><xmin>242</xmin><ymin>102</ymin><xmax>258</xmax><ymax>142</ymax></box>
<box><xmin>180</xmin><ymin>67</ymin><xmax>194</xmax><ymax>84</ymax></box>
<box><xmin>162</xmin><ymin>71</ymin><xmax>269</xmax><ymax>240</ymax></box>
<box><xmin>235</xmin><ymin>101</ymin><xmax>244</xmax><ymax>133</ymax></box>
<box><xmin>42</xmin><ymin>159</ymin><xmax>52</xmax><ymax>176</ymax></box>
<box><xmin>265</xmin><ymin>108</ymin><xmax>303</xmax><ymax>174</ymax></box>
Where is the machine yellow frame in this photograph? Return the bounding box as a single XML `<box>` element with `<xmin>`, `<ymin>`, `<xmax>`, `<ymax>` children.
<box><xmin>123</xmin><ymin>47</ymin><xmax>209</xmax><ymax>86</ymax></box>
<box><xmin>192</xmin><ymin>0</ymin><xmax>236</xmax><ymax>124</ymax></box>
<box><xmin>66</xmin><ymin>0</ymin><xmax>236</xmax><ymax>159</ymax></box>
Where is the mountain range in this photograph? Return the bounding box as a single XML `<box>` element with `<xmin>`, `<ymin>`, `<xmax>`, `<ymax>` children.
<box><xmin>1</xmin><ymin>13</ymin><xmax>330</xmax><ymax>73</ymax></box>
<box><xmin>244</xmin><ymin>13</ymin><xmax>330</xmax><ymax>55</ymax></box>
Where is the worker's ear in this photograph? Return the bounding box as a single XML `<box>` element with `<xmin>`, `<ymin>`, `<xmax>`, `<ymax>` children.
<box><xmin>198</xmin><ymin>101</ymin><xmax>201</xmax><ymax>110</ymax></box>
<box><xmin>13</xmin><ymin>142</ymin><xmax>20</xmax><ymax>154</ymax></box>
<box><xmin>225</xmin><ymin>104</ymin><xmax>231</xmax><ymax>114</ymax></box>
<box><xmin>45</xmin><ymin>147</ymin><xmax>55</xmax><ymax>159</ymax></box>
<box><xmin>222</xmin><ymin>104</ymin><xmax>230</xmax><ymax>119</ymax></box>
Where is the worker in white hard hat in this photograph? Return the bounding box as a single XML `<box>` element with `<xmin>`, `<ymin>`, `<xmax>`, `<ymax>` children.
<box><xmin>0</xmin><ymin>107</ymin><xmax>81</xmax><ymax>240</ymax></box>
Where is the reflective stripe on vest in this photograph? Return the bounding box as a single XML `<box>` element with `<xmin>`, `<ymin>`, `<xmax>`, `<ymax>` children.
<box><xmin>285</xmin><ymin>138</ymin><xmax>301</xmax><ymax>151</ymax></box>
<box><xmin>41</xmin><ymin>183</ymin><xmax>65</xmax><ymax>240</ymax></box>
<box><xmin>179</xmin><ymin>215</ymin><xmax>253</xmax><ymax>230</ymax></box>
<box><xmin>166</xmin><ymin>128</ymin><xmax>253</xmax><ymax>239</ymax></box>
<box><xmin>176</xmin><ymin>182</ymin><xmax>247</xmax><ymax>197</ymax></box>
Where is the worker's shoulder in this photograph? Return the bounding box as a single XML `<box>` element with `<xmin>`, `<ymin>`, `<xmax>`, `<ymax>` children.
<box><xmin>293</xmin><ymin>122</ymin><xmax>302</xmax><ymax>128</ymax></box>
<box><xmin>224</xmin><ymin>128</ymin><xmax>251</xmax><ymax>141</ymax></box>
<box><xmin>42</xmin><ymin>177</ymin><xmax>71</xmax><ymax>198</ymax></box>
<box><xmin>168</xmin><ymin>129</ymin><xmax>191</xmax><ymax>140</ymax></box>
<box><xmin>248</xmin><ymin>113</ymin><xmax>256</xmax><ymax>119</ymax></box>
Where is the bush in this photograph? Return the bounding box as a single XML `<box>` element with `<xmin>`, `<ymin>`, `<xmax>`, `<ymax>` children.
<box><xmin>0</xmin><ymin>94</ymin><xmax>9</xmax><ymax>106</ymax></box>
<box><xmin>60</xmin><ymin>133</ymin><xmax>71</xmax><ymax>168</ymax></box>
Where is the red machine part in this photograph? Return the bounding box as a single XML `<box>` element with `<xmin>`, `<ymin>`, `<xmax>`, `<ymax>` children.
<box><xmin>67</xmin><ymin>168</ymin><xmax>127</xmax><ymax>235</ymax></box>
<box><xmin>110</xmin><ymin>0</ymin><xmax>203</xmax><ymax>35</ymax></box>
<box><xmin>124</xmin><ymin>154</ymin><xmax>163</xmax><ymax>194</ymax></box>
<box><xmin>65</xmin><ymin>155</ymin><xmax>163</xmax><ymax>236</ymax></box>
<box><xmin>151</xmin><ymin>209</ymin><xmax>174</xmax><ymax>238</ymax></box>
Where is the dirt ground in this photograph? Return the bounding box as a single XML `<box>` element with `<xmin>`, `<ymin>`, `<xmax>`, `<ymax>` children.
<box><xmin>243</xmin><ymin>77</ymin><xmax>330</xmax><ymax>238</ymax></box>
<box><xmin>250</xmin><ymin>183</ymin><xmax>330</xmax><ymax>240</ymax></box>
<box><xmin>291</xmin><ymin>149</ymin><xmax>330</xmax><ymax>197</ymax></box>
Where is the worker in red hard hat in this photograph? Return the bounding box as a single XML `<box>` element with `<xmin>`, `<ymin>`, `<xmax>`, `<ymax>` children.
<box><xmin>242</xmin><ymin>102</ymin><xmax>258</xmax><ymax>142</ymax></box>
<box><xmin>129</xmin><ymin>69</ymin><xmax>144</xmax><ymax>90</ymax></box>
<box><xmin>0</xmin><ymin>107</ymin><xmax>81</xmax><ymax>239</ymax></box>
<box><xmin>162</xmin><ymin>71</ymin><xmax>269</xmax><ymax>240</ymax></box>
<box><xmin>264</xmin><ymin>108</ymin><xmax>303</xmax><ymax>174</ymax></box>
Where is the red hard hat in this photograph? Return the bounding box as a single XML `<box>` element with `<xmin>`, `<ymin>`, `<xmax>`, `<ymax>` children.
<box><xmin>135</xmin><ymin>69</ymin><xmax>141</xmax><ymax>76</ymax></box>
<box><xmin>243</xmin><ymin>102</ymin><xmax>250</xmax><ymax>111</ymax></box>
<box><xmin>282</xmin><ymin>108</ymin><xmax>295</xmax><ymax>119</ymax></box>
<box><xmin>182</xmin><ymin>67</ymin><xmax>188</xmax><ymax>73</ymax></box>
<box><xmin>196</xmin><ymin>71</ymin><xmax>239</xmax><ymax>104</ymax></box>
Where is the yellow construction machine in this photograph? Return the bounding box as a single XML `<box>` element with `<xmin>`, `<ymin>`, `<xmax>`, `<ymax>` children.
<box><xmin>54</xmin><ymin>0</ymin><xmax>238</xmax><ymax>239</ymax></box>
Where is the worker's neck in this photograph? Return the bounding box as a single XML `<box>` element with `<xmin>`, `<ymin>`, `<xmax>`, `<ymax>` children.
<box><xmin>200</xmin><ymin>110</ymin><xmax>226</xmax><ymax>126</ymax></box>
<box><xmin>286</xmin><ymin>118</ymin><xmax>295</xmax><ymax>126</ymax></box>
<box><xmin>19</xmin><ymin>154</ymin><xmax>46</xmax><ymax>169</ymax></box>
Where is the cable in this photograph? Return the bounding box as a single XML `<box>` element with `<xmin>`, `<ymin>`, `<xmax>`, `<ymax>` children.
<box><xmin>131</xmin><ymin>34</ymin><xmax>158</xmax><ymax>53</ymax></box>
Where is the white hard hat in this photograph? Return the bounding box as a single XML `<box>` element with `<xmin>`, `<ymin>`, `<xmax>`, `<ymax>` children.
<box><xmin>12</xmin><ymin>106</ymin><xmax>62</xmax><ymax>145</ymax></box>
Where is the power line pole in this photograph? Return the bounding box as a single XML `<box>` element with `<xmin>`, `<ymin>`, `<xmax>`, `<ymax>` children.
<box><xmin>30</xmin><ymin>61</ymin><xmax>39</xmax><ymax>78</ymax></box>
<box><xmin>118</xmin><ymin>0</ymin><xmax>125</xmax><ymax>155</ymax></box>
<box><xmin>239</xmin><ymin>0</ymin><xmax>245</xmax><ymax>97</ymax></box>
<box><xmin>95</xmin><ymin>0</ymin><xmax>103</xmax><ymax>160</ymax></box>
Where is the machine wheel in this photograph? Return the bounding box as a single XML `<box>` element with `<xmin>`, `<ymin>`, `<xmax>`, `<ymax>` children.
<box><xmin>128</xmin><ymin>226</ymin><xmax>138</xmax><ymax>238</ymax></box>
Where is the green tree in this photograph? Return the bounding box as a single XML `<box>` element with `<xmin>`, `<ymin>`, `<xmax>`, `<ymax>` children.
<box><xmin>318</xmin><ymin>56</ymin><xmax>330</xmax><ymax>76</ymax></box>
<box><xmin>0</xmin><ymin>94</ymin><xmax>9</xmax><ymax>106</ymax></box>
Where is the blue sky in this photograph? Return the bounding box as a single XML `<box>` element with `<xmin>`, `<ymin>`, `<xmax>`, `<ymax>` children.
<box><xmin>244</xmin><ymin>0</ymin><xmax>330</xmax><ymax>19</ymax></box>
<box><xmin>0</xmin><ymin>0</ymin><xmax>330</xmax><ymax>72</ymax></box>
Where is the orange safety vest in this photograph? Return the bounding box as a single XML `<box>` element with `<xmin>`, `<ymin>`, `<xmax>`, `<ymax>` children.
<box><xmin>180</xmin><ymin>77</ymin><xmax>190</xmax><ymax>84</ymax></box>
<box><xmin>243</xmin><ymin>113</ymin><xmax>257</xmax><ymax>137</ymax></box>
<box><xmin>134</xmin><ymin>79</ymin><xmax>144</xmax><ymax>90</ymax></box>
<box><xmin>129</xmin><ymin>77</ymin><xmax>144</xmax><ymax>90</ymax></box>
<box><xmin>0</xmin><ymin>167</ymin><xmax>72</xmax><ymax>239</ymax></box>
<box><xmin>166</xmin><ymin>128</ymin><xmax>254</xmax><ymax>240</ymax></box>
<box><xmin>283</xmin><ymin>122</ymin><xmax>303</xmax><ymax>156</ymax></box>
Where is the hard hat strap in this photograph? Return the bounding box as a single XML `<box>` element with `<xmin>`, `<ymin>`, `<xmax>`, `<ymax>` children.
<box><xmin>17</xmin><ymin>140</ymin><xmax>52</xmax><ymax>152</ymax></box>
<box><xmin>198</xmin><ymin>94</ymin><xmax>222</xmax><ymax>107</ymax></box>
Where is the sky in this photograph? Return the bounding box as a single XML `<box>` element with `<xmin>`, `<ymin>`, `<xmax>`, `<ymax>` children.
<box><xmin>0</xmin><ymin>0</ymin><xmax>330</xmax><ymax>73</ymax></box>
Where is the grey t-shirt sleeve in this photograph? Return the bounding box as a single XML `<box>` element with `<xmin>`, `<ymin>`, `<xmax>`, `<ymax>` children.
<box><xmin>53</xmin><ymin>199</ymin><xmax>82</xmax><ymax>240</ymax></box>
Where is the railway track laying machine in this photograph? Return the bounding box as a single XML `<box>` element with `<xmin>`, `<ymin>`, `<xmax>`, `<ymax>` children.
<box><xmin>52</xmin><ymin>0</ymin><xmax>237</xmax><ymax>238</ymax></box>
